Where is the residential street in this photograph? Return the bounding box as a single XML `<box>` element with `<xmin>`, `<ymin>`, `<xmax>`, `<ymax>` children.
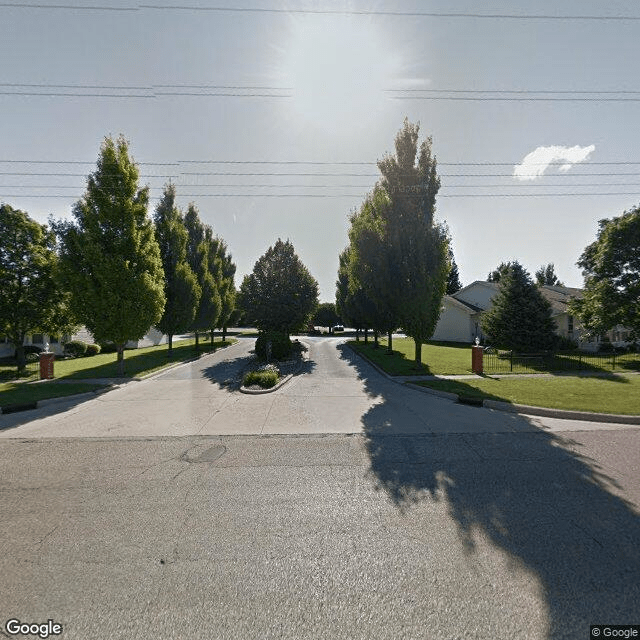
<box><xmin>1</xmin><ymin>338</ymin><xmax>639</xmax><ymax>639</ymax></box>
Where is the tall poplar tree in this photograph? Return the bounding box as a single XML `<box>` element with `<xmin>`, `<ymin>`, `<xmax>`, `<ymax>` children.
<box><xmin>210</xmin><ymin>236</ymin><xmax>236</xmax><ymax>343</ymax></box>
<box><xmin>376</xmin><ymin>119</ymin><xmax>449</xmax><ymax>365</ymax></box>
<box><xmin>348</xmin><ymin>187</ymin><xmax>401</xmax><ymax>352</ymax></box>
<box><xmin>54</xmin><ymin>135</ymin><xmax>165</xmax><ymax>375</ymax></box>
<box><xmin>183</xmin><ymin>204</ymin><xmax>221</xmax><ymax>351</ymax></box>
<box><xmin>153</xmin><ymin>184</ymin><xmax>201</xmax><ymax>356</ymax></box>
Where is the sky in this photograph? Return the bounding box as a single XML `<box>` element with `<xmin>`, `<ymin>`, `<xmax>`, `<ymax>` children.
<box><xmin>2</xmin><ymin>0</ymin><xmax>640</xmax><ymax>301</ymax></box>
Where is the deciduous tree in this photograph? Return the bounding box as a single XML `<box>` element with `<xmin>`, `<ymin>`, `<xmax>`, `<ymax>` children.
<box><xmin>376</xmin><ymin>118</ymin><xmax>449</xmax><ymax>365</ymax></box>
<box><xmin>240</xmin><ymin>239</ymin><xmax>318</xmax><ymax>336</ymax></box>
<box><xmin>153</xmin><ymin>184</ymin><xmax>201</xmax><ymax>356</ymax></box>
<box><xmin>0</xmin><ymin>205</ymin><xmax>76</xmax><ymax>372</ymax></box>
<box><xmin>570</xmin><ymin>205</ymin><xmax>640</xmax><ymax>340</ymax></box>
<box><xmin>54</xmin><ymin>135</ymin><xmax>165</xmax><ymax>375</ymax></box>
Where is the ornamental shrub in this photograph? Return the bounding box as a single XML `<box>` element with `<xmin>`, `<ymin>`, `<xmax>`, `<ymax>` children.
<box><xmin>64</xmin><ymin>340</ymin><xmax>88</xmax><ymax>358</ymax></box>
<box><xmin>98</xmin><ymin>341</ymin><xmax>118</xmax><ymax>353</ymax></box>
<box><xmin>243</xmin><ymin>370</ymin><xmax>279</xmax><ymax>388</ymax></box>
<box><xmin>255</xmin><ymin>331</ymin><xmax>292</xmax><ymax>361</ymax></box>
<box><xmin>85</xmin><ymin>343</ymin><xmax>101</xmax><ymax>356</ymax></box>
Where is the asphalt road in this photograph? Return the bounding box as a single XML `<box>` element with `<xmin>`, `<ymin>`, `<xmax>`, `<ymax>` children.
<box><xmin>1</xmin><ymin>338</ymin><xmax>639</xmax><ymax>639</ymax></box>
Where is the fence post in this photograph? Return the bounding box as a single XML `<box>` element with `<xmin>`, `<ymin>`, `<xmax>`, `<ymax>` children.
<box><xmin>471</xmin><ymin>345</ymin><xmax>483</xmax><ymax>374</ymax></box>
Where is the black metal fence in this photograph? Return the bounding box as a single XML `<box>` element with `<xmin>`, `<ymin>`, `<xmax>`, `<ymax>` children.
<box><xmin>482</xmin><ymin>348</ymin><xmax>640</xmax><ymax>375</ymax></box>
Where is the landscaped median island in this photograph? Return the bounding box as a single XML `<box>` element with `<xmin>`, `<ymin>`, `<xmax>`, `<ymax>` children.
<box><xmin>0</xmin><ymin>336</ymin><xmax>236</xmax><ymax>411</ymax></box>
<box><xmin>240</xmin><ymin>339</ymin><xmax>308</xmax><ymax>393</ymax></box>
<box><xmin>412</xmin><ymin>375</ymin><xmax>640</xmax><ymax>416</ymax></box>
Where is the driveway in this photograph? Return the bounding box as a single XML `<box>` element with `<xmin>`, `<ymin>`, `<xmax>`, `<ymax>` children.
<box><xmin>1</xmin><ymin>337</ymin><xmax>638</xmax><ymax>439</ymax></box>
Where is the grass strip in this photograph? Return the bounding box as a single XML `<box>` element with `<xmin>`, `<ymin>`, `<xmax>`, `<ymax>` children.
<box><xmin>49</xmin><ymin>337</ymin><xmax>236</xmax><ymax>380</ymax></box>
<box><xmin>413</xmin><ymin>374</ymin><xmax>640</xmax><ymax>415</ymax></box>
<box><xmin>349</xmin><ymin>338</ymin><xmax>472</xmax><ymax>375</ymax></box>
<box><xmin>0</xmin><ymin>382</ymin><xmax>104</xmax><ymax>409</ymax></box>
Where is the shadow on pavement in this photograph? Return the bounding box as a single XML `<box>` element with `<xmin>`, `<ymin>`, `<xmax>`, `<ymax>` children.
<box><xmin>338</xmin><ymin>343</ymin><xmax>640</xmax><ymax>639</ymax></box>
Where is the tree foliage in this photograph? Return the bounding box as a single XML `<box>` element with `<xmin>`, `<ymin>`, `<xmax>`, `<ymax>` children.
<box><xmin>53</xmin><ymin>135</ymin><xmax>165</xmax><ymax>375</ymax></box>
<box><xmin>487</xmin><ymin>261</ymin><xmax>513</xmax><ymax>283</ymax></box>
<box><xmin>183</xmin><ymin>204</ymin><xmax>221</xmax><ymax>348</ymax></box>
<box><xmin>210</xmin><ymin>235</ymin><xmax>237</xmax><ymax>342</ymax></box>
<box><xmin>376</xmin><ymin>118</ymin><xmax>449</xmax><ymax>364</ymax></box>
<box><xmin>0</xmin><ymin>204</ymin><xmax>76</xmax><ymax>371</ymax></box>
<box><xmin>348</xmin><ymin>187</ymin><xmax>402</xmax><ymax>347</ymax></box>
<box><xmin>313</xmin><ymin>302</ymin><xmax>341</xmax><ymax>332</ymax></box>
<box><xmin>240</xmin><ymin>239</ymin><xmax>319</xmax><ymax>335</ymax></box>
<box><xmin>570</xmin><ymin>205</ymin><xmax>640</xmax><ymax>340</ymax></box>
<box><xmin>446</xmin><ymin>248</ymin><xmax>462</xmax><ymax>294</ymax></box>
<box><xmin>153</xmin><ymin>184</ymin><xmax>201</xmax><ymax>355</ymax></box>
<box><xmin>481</xmin><ymin>262</ymin><xmax>557</xmax><ymax>351</ymax></box>
<box><xmin>335</xmin><ymin>247</ymin><xmax>371</xmax><ymax>338</ymax></box>
<box><xmin>535</xmin><ymin>263</ymin><xmax>564</xmax><ymax>287</ymax></box>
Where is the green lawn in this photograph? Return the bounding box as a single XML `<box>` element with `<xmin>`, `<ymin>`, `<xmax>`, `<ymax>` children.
<box><xmin>413</xmin><ymin>374</ymin><xmax>640</xmax><ymax>415</ymax></box>
<box><xmin>0</xmin><ymin>337</ymin><xmax>236</xmax><ymax>383</ymax></box>
<box><xmin>0</xmin><ymin>381</ymin><xmax>104</xmax><ymax>410</ymax></box>
<box><xmin>349</xmin><ymin>338</ymin><xmax>472</xmax><ymax>375</ymax></box>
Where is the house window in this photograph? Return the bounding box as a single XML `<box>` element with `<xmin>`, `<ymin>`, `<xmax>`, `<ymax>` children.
<box><xmin>32</xmin><ymin>333</ymin><xmax>44</xmax><ymax>344</ymax></box>
<box><xmin>50</xmin><ymin>335</ymin><xmax>59</xmax><ymax>344</ymax></box>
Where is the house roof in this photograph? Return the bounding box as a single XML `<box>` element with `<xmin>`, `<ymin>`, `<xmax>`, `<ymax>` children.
<box><xmin>450</xmin><ymin>280</ymin><xmax>582</xmax><ymax>316</ymax></box>
<box><xmin>539</xmin><ymin>285</ymin><xmax>582</xmax><ymax>315</ymax></box>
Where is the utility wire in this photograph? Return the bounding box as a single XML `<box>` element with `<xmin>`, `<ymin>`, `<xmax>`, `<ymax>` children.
<box><xmin>3</xmin><ymin>4</ymin><xmax>639</xmax><ymax>20</ymax></box>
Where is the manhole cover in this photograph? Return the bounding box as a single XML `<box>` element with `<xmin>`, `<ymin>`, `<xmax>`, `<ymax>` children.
<box><xmin>181</xmin><ymin>444</ymin><xmax>226</xmax><ymax>463</ymax></box>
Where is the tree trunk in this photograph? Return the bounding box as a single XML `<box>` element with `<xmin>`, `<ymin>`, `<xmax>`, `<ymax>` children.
<box><xmin>117</xmin><ymin>344</ymin><xmax>125</xmax><ymax>376</ymax></box>
<box><xmin>195</xmin><ymin>331</ymin><xmax>199</xmax><ymax>353</ymax></box>
<box><xmin>355</xmin><ymin>328</ymin><xmax>360</xmax><ymax>342</ymax></box>
<box><xmin>167</xmin><ymin>333</ymin><xmax>173</xmax><ymax>357</ymax></box>
<box><xmin>210</xmin><ymin>329</ymin><xmax>214</xmax><ymax>349</ymax></box>
<box><xmin>387</xmin><ymin>330</ymin><xmax>393</xmax><ymax>354</ymax></box>
<box><xmin>14</xmin><ymin>334</ymin><xmax>26</xmax><ymax>373</ymax></box>
<box><xmin>364</xmin><ymin>328</ymin><xmax>368</xmax><ymax>344</ymax></box>
<box><xmin>222</xmin><ymin>326</ymin><xmax>227</xmax><ymax>343</ymax></box>
<box><xmin>373</xmin><ymin>331</ymin><xmax>379</xmax><ymax>348</ymax></box>
<box><xmin>414</xmin><ymin>338</ymin><xmax>422</xmax><ymax>368</ymax></box>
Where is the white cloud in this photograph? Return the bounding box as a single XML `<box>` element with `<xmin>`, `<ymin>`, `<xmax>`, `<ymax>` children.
<box><xmin>513</xmin><ymin>144</ymin><xmax>595</xmax><ymax>181</ymax></box>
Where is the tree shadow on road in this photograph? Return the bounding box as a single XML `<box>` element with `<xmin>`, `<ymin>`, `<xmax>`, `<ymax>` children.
<box><xmin>338</xmin><ymin>343</ymin><xmax>640</xmax><ymax>639</ymax></box>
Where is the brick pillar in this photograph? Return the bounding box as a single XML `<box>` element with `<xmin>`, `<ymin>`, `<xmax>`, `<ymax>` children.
<box><xmin>471</xmin><ymin>345</ymin><xmax>483</xmax><ymax>375</ymax></box>
<box><xmin>39</xmin><ymin>352</ymin><xmax>55</xmax><ymax>380</ymax></box>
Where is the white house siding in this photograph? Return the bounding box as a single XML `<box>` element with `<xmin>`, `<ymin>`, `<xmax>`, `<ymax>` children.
<box><xmin>432</xmin><ymin>300</ymin><xmax>475</xmax><ymax>342</ymax></box>
<box><xmin>454</xmin><ymin>282</ymin><xmax>498</xmax><ymax>310</ymax></box>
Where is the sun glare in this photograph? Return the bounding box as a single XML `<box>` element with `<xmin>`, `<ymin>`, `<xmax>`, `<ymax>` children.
<box><xmin>278</xmin><ymin>16</ymin><xmax>400</xmax><ymax>134</ymax></box>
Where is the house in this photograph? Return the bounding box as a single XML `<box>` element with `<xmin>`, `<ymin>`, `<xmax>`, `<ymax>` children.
<box><xmin>0</xmin><ymin>326</ymin><xmax>166</xmax><ymax>359</ymax></box>
<box><xmin>432</xmin><ymin>281</ymin><xmax>624</xmax><ymax>351</ymax></box>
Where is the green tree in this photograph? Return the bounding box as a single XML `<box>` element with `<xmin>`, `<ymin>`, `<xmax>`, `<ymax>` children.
<box><xmin>335</xmin><ymin>247</ymin><xmax>370</xmax><ymax>341</ymax></box>
<box><xmin>569</xmin><ymin>205</ymin><xmax>640</xmax><ymax>340</ymax></box>
<box><xmin>240</xmin><ymin>239</ymin><xmax>319</xmax><ymax>335</ymax></box>
<box><xmin>0</xmin><ymin>205</ymin><xmax>76</xmax><ymax>372</ymax></box>
<box><xmin>487</xmin><ymin>261</ymin><xmax>513</xmax><ymax>283</ymax></box>
<box><xmin>348</xmin><ymin>187</ymin><xmax>401</xmax><ymax>351</ymax></box>
<box><xmin>183</xmin><ymin>204</ymin><xmax>221</xmax><ymax>352</ymax></box>
<box><xmin>376</xmin><ymin>118</ymin><xmax>450</xmax><ymax>365</ymax></box>
<box><xmin>54</xmin><ymin>135</ymin><xmax>166</xmax><ymax>375</ymax></box>
<box><xmin>209</xmin><ymin>235</ymin><xmax>236</xmax><ymax>344</ymax></box>
<box><xmin>481</xmin><ymin>262</ymin><xmax>557</xmax><ymax>351</ymax></box>
<box><xmin>313</xmin><ymin>302</ymin><xmax>341</xmax><ymax>333</ymax></box>
<box><xmin>535</xmin><ymin>263</ymin><xmax>564</xmax><ymax>287</ymax></box>
<box><xmin>153</xmin><ymin>185</ymin><xmax>201</xmax><ymax>356</ymax></box>
<box><xmin>446</xmin><ymin>248</ymin><xmax>462</xmax><ymax>294</ymax></box>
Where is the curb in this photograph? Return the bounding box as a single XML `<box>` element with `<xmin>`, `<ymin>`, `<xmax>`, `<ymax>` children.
<box><xmin>239</xmin><ymin>340</ymin><xmax>309</xmax><ymax>395</ymax></box>
<box><xmin>347</xmin><ymin>343</ymin><xmax>640</xmax><ymax>426</ymax></box>
<box><xmin>0</xmin><ymin>385</ymin><xmax>114</xmax><ymax>415</ymax></box>
<box><xmin>0</xmin><ymin>341</ymin><xmax>240</xmax><ymax>415</ymax></box>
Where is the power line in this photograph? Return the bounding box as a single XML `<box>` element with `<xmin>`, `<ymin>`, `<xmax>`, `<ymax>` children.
<box><xmin>4</xmin><ymin>192</ymin><xmax>639</xmax><ymax>199</ymax></box>
<box><xmin>3</xmin><ymin>4</ymin><xmax>639</xmax><ymax>20</ymax></box>
<box><xmin>4</xmin><ymin>158</ymin><xmax>640</xmax><ymax>166</ymax></box>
